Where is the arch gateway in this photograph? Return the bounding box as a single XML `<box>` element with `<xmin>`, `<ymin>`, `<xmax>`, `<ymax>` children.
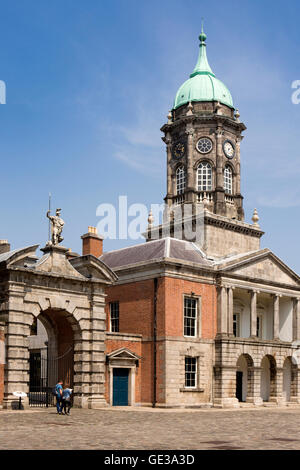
<box><xmin>0</xmin><ymin>243</ymin><xmax>117</xmax><ymax>409</ymax></box>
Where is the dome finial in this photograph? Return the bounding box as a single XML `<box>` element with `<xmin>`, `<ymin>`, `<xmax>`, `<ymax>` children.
<box><xmin>199</xmin><ymin>18</ymin><xmax>207</xmax><ymax>44</ymax></box>
<box><xmin>190</xmin><ymin>23</ymin><xmax>213</xmax><ymax>78</ymax></box>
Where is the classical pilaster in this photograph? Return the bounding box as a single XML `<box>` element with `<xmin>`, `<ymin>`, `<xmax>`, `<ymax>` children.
<box><xmin>215</xmin><ymin>127</ymin><xmax>224</xmax><ymax>190</ymax></box>
<box><xmin>227</xmin><ymin>287</ymin><xmax>234</xmax><ymax>337</ymax></box>
<box><xmin>293</xmin><ymin>298</ymin><xmax>300</xmax><ymax>342</ymax></box>
<box><xmin>250</xmin><ymin>290</ymin><xmax>258</xmax><ymax>338</ymax></box>
<box><xmin>217</xmin><ymin>286</ymin><xmax>228</xmax><ymax>336</ymax></box>
<box><xmin>235</xmin><ymin>137</ymin><xmax>241</xmax><ymax>194</ymax></box>
<box><xmin>165</xmin><ymin>135</ymin><xmax>172</xmax><ymax>200</ymax></box>
<box><xmin>273</xmin><ymin>294</ymin><xmax>280</xmax><ymax>340</ymax></box>
<box><xmin>214</xmin><ymin>127</ymin><xmax>225</xmax><ymax>216</ymax></box>
<box><xmin>185</xmin><ymin>126</ymin><xmax>195</xmax><ymax>201</ymax></box>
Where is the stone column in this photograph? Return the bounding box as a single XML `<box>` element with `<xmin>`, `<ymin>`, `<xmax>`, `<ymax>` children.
<box><xmin>293</xmin><ymin>298</ymin><xmax>300</xmax><ymax>342</ymax></box>
<box><xmin>246</xmin><ymin>367</ymin><xmax>263</xmax><ymax>405</ymax></box>
<box><xmin>273</xmin><ymin>294</ymin><xmax>280</xmax><ymax>340</ymax></box>
<box><xmin>227</xmin><ymin>287</ymin><xmax>234</xmax><ymax>336</ymax></box>
<box><xmin>250</xmin><ymin>290</ymin><xmax>257</xmax><ymax>338</ymax></box>
<box><xmin>3</xmin><ymin>293</ymin><xmax>30</xmax><ymax>410</ymax></box>
<box><xmin>217</xmin><ymin>286</ymin><xmax>228</xmax><ymax>336</ymax></box>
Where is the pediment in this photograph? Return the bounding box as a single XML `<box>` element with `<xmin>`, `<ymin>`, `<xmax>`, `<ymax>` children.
<box><xmin>107</xmin><ymin>347</ymin><xmax>141</xmax><ymax>361</ymax></box>
<box><xmin>1</xmin><ymin>245</ymin><xmax>39</xmax><ymax>268</ymax></box>
<box><xmin>69</xmin><ymin>254</ymin><xmax>118</xmax><ymax>283</ymax></box>
<box><xmin>36</xmin><ymin>246</ymin><xmax>85</xmax><ymax>279</ymax></box>
<box><xmin>220</xmin><ymin>251</ymin><xmax>300</xmax><ymax>287</ymax></box>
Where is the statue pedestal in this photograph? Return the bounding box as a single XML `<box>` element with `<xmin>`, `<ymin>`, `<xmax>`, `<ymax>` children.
<box><xmin>39</xmin><ymin>244</ymin><xmax>83</xmax><ymax>278</ymax></box>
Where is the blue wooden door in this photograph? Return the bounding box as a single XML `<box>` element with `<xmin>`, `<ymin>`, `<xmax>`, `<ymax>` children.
<box><xmin>113</xmin><ymin>368</ymin><xmax>129</xmax><ymax>406</ymax></box>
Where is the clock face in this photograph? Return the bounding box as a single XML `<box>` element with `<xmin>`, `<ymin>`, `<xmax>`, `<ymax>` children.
<box><xmin>173</xmin><ymin>141</ymin><xmax>186</xmax><ymax>159</ymax></box>
<box><xmin>196</xmin><ymin>137</ymin><xmax>213</xmax><ymax>154</ymax></box>
<box><xmin>223</xmin><ymin>140</ymin><xmax>235</xmax><ymax>159</ymax></box>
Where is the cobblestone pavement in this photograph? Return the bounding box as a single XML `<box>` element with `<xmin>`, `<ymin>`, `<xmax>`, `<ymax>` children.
<box><xmin>1</xmin><ymin>406</ymin><xmax>300</xmax><ymax>450</ymax></box>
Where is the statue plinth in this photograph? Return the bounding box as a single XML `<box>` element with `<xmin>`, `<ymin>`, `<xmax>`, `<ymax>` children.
<box><xmin>38</xmin><ymin>244</ymin><xmax>83</xmax><ymax>278</ymax></box>
<box><xmin>41</xmin><ymin>244</ymin><xmax>69</xmax><ymax>255</ymax></box>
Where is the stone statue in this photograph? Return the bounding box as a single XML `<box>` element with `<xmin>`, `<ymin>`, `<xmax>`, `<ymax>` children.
<box><xmin>47</xmin><ymin>208</ymin><xmax>64</xmax><ymax>245</ymax></box>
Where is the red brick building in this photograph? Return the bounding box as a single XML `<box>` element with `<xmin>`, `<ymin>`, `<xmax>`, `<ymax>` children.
<box><xmin>1</xmin><ymin>29</ymin><xmax>300</xmax><ymax>410</ymax></box>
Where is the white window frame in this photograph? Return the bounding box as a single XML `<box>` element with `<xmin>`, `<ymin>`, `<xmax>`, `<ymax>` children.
<box><xmin>224</xmin><ymin>165</ymin><xmax>233</xmax><ymax>194</ymax></box>
<box><xmin>176</xmin><ymin>166</ymin><xmax>186</xmax><ymax>195</ymax></box>
<box><xmin>197</xmin><ymin>161</ymin><xmax>213</xmax><ymax>191</ymax></box>
<box><xmin>183</xmin><ymin>296</ymin><xmax>199</xmax><ymax>338</ymax></box>
<box><xmin>184</xmin><ymin>356</ymin><xmax>197</xmax><ymax>389</ymax></box>
<box><xmin>110</xmin><ymin>301</ymin><xmax>119</xmax><ymax>333</ymax></box>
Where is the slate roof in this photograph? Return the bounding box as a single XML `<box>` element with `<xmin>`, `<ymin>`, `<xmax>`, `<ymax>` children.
<box><xmin>100</xmin><ymin>238</ymin><xmax>212</xmax><ymax>269</ymax></box>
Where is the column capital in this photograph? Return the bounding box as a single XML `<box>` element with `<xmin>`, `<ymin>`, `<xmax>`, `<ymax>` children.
<box><xmin>223</xmin><ymin>285</ymin><xmax>235</xmax><ymax>290</ymax></box>
<box><xmin>215</xmin><ymin>127</ymin><xmax>224</xmax><ymax>138</ymax></box>
<box><xmin>185</xmin><ymin>128</ymin><xmax>194</xmax><ymax>137</ymax></box>
<box><xmin>164</xmin><ymin>137</ymin><xmax>172</xmax><ymax>146</ymax></box>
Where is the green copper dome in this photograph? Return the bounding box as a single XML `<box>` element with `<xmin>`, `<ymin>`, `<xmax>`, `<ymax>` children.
<box><xmin>173</xmin><ymin>28</ymin><xmax>234</xmax><ymax>110</ymax></box>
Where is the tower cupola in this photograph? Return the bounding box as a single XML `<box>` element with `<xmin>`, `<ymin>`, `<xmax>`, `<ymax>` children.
<box><xmin>173</xmin><ymin>27</ymin><xmax>234</xmax><ymax>110</ymax></box>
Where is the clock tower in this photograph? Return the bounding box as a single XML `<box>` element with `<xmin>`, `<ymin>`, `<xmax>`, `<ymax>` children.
<box><xmin>157</xmin><ymin>27</ymin><xmax>264</xmax><ymax>257</ymax></box>
<box><xmin>161</xmin><ymin>27</ymin><xmax>245</xmax><ymax>221</ymax></box>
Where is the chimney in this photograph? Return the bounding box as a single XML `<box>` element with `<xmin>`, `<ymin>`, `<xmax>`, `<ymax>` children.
<box><xmin>0</xmin><ymin>240</ymin><xmax>11</xmax><ymax>254</ymax></box>
<box><xmin>81</xmin><ymin>227</ymin><xmax>104</xmax><ymax>258</ymax></box>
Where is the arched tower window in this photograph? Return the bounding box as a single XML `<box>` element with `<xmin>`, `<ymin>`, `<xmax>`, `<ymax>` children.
<box><xmin>176</xmin><ymin>166</ymin><xmax>186</xmax><ymax>195</ymax></box>
<box><xmin>197</xmin><ymin>162</ymin><xmax>212</xmax><ymax>191</ymax></box>
<box><xmin>224</xmin><ymin>166</ymin><xmax>233</xmax><ymax>194</ymax></box>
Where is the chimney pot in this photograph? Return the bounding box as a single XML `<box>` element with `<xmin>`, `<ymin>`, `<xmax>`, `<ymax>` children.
<box><xmin>0</xmin><ymin>240</ymin><xmax>11</xmax><ymax>254</ymax></box>
<box><xmin>81</xmin><ymin>227</ymin><xmax>103</xmax><ymax>258</ymax></box>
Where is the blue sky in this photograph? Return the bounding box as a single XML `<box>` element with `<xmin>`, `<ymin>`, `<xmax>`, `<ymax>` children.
<box><xmin>0</xmin><ymin>0</ymin><xmax>300</xmax><ymax>272</ymax></box>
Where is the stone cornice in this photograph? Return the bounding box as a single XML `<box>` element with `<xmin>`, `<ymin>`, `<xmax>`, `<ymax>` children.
<box><xmin>204</xmin><ymin>212</ymin><xmax>264</xmax><ymax>238</ymax></box>
<box><xmin>215</xmin><ymin>336</ymin><xmax>296</xmax><ymax>349</ymax></box>
<box><xmin>217</xmin><ymin>273</ymin><xmax>300</xmax><ymax>295</ymax></box>
<box><xmin>161</xmin><ymin>114</ymin><xmax>246</xmax><ymax>134</ymax></box>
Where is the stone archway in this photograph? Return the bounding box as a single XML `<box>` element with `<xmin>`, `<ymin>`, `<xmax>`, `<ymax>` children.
<box><xmin>28</xmin><ymin>308</ymin><xmax>79</xmax><ymax>407</ymax></box>
<box><xmin>1</xmin><ymin>243</ymin><xmax>117</xmax><ymax>410</ymax></box>
<box><xmin>236</xmin><ymin>354</ymin><xmax>254</xmax><ymax>402</ymax></box>
<box><xmin>260</xmin><ymin>355</ymin><xmax>276</xmax><ymax>402</ymax></box>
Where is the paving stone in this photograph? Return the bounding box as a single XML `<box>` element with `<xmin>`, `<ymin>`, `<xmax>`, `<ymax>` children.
<box><xmin>1</xmin><ymin>406</ymin><xmax>300</xmax><ymax>450</ymax></box>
